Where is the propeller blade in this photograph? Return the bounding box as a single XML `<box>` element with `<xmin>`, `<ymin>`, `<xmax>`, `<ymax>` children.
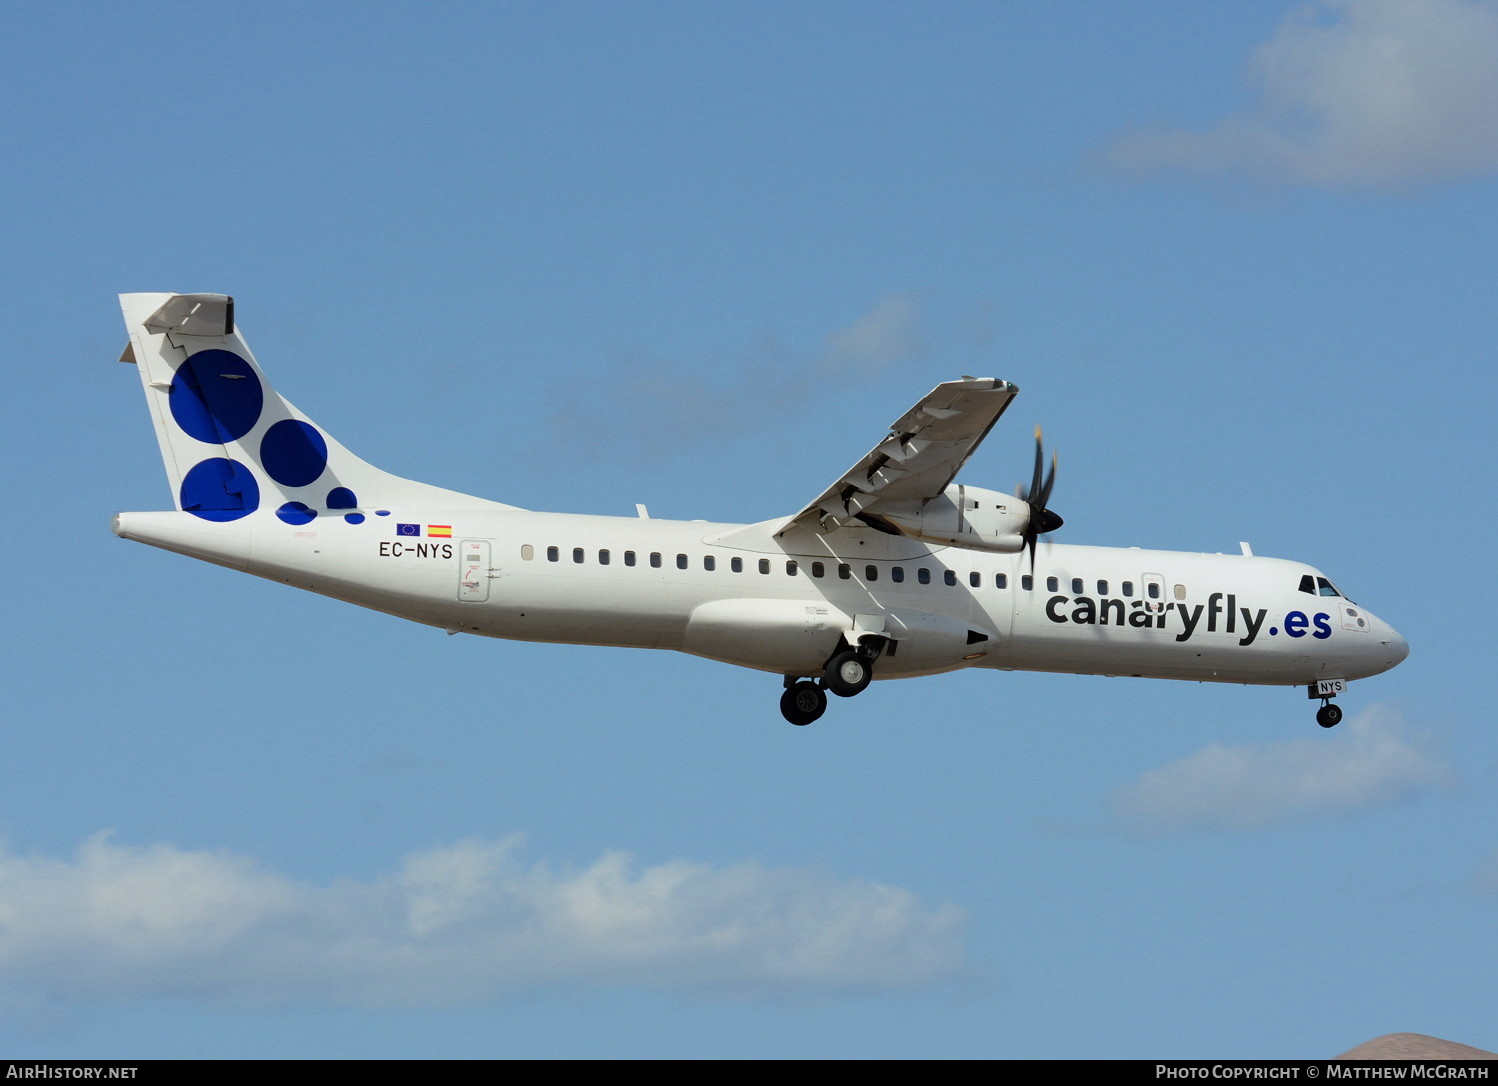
<box><xmin>1020</xmin><ymin>427</ymin><xmax>1063</xmax><ymax>569</ymax></box>
<box><xmin>1026</xmin><ymin>425</ymin><xmax>1045</xmax><ymax>504</ymax></box>
<box><xmin>1038</xmin><ymin>450</ymin><xmax>1056</xmax><ymax>510</ymax></box>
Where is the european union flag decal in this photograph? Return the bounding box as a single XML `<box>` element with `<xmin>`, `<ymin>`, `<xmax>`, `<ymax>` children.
<box><xmin>396</xmin><ymin>523</ymin><xmax>420</xmax><ymax>537</ymax></box>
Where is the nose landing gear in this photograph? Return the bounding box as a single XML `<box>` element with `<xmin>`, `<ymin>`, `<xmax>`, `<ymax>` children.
<box><xmin>1309</xmin><ymin>679</ymin><xmax>1348</xmax><ymax>727</ymax></box>
<box><xmin>1316</xmin><ymin>702</ymin><xmax>1344</xmax><ymax>728</ymax></box>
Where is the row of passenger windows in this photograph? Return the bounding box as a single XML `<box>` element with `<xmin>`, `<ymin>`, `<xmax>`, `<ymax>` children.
<box><xmin>525</xmin><ymin>544</ymin><xmax>1001</xmax><ymax>584</ymax></box>
<box><xmin>518</xmin><ymin>544</ymin><xmax>1183</xmax><ymax>598</ymax></box>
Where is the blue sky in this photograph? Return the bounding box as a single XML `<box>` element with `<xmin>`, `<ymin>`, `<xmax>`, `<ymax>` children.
<box><xmin>2</xmin><ymin>0</ymin><xmax>1495</xmax><ymax>1059</ymax></box>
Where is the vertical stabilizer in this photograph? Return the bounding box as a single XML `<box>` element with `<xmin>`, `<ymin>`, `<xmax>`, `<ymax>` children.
<box><xmin>118</xmin><ymin>293</ymin><xmax>513</xmax><ymax>525</ymax></box>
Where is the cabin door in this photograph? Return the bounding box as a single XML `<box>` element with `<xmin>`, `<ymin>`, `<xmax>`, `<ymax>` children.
<box><xmin>458</xmin><ymin>539</ymin><xmax>491</xmax><ymax>602</ymax></box>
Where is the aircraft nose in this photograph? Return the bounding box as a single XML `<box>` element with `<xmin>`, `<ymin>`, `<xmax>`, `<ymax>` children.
<box><xmin>1380</xmin><ymin>624</ymin><xmax>1410</xmax><ymax>670</ymax></box>
<box><xmin>1372</xmin><ymin>614</ymin><xmax>1402</xmax><ymax>674</ymax></box>
<box><xmin>1346</xmin><ymin>611</ymin><xmax>1408</xmax><ymax>679</ymax></box>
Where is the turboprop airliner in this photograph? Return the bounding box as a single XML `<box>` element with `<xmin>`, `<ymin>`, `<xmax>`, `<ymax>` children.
<box><xmin>112</xmin><ymin>293</ymin><xmax>1408</xmax><ymax>727</ymax></box>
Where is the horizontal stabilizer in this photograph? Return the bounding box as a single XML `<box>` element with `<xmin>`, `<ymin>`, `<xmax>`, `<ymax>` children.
<box><xmin>144</xmin><ymin>293</ymin><xmax>235</xmax><ymax>337</ymax></box>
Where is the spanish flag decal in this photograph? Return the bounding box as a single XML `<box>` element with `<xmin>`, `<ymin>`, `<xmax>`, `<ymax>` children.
<box><xmin>427</xmin><ymin>524</ymin><xmax>453</xmax><ymax>538</ymax></box>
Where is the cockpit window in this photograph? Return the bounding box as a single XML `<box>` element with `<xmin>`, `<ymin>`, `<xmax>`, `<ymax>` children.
<box><xmin>1300</xmin><ymin>573</ymin><xmax>1353</xmax><ymax>602</ymax></box>
<box><xmin>1316</xmin><ymin>576</ymin><xmax>1354</xmax><ymax>602</ymax></box>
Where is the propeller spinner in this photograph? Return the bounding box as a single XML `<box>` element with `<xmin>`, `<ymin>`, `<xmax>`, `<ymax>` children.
<box><xmin>1017</xmin><ymin>426</ymin><xmax>1063</xmax><ymax>568</ymax></box>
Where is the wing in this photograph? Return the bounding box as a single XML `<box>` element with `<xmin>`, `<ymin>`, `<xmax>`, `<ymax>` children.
<box><xmin>778</xmin><ymin>377</ymin><xmax>1018</xmax><ymax>536</ymax></box>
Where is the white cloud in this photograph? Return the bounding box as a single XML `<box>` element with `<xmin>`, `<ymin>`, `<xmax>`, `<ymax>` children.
<box><xmin>1111</xmin><ymin>706</ymin><xmax>1453</xmax><ymax>831</ymax></box>
<box><xmin>1108</xmin><ymin>0</ymin><xmax>1498</xmax><ymax>188</ymax></box>
<box><xmin>819</xmin><ymin>293</ymin><xmax>924</xmax><ymax>377</ymax></box>
<box><xmin>549</xmin><ymin>292</ymin><xmax>924</xmax><ymax>461</ymax></box>
<box><xmin>0</xmin><ymin>833</ymin><xmax>964</xmax><ymax>1010</ymax></box>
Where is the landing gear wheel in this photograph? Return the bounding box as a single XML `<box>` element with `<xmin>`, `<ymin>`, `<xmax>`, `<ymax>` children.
<box><xmin>1316</xmin><ymin>703</ymin><xmax>1343</xmax><ymax>728</ymax></box>
<box><xmin>780</xmin><ymin>681</ymin><xmax>827</xmax><ymax>726</ymax></box>
<box><xmin>824</xmin><ymin>651</ymin><xmax>873</xmax><ymax>698</ymax></box>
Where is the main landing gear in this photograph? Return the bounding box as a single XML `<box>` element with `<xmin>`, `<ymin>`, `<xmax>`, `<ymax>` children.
<box><xmin>824</xmin><ymin>650</ymin><xmax>873</xmax><ymax>698</ymax></box>
<box><xmin>780</xmin><ymin>680</ymin><xmax>826</xmax><ymax>726</ymax></box>
<box><xmin>1309</xmin><ymin>679</ymin><xmax>1348</xmax><ymax>728</ymax></box>
<box><xmin>779</xmin><ymin>641</ymin><xmax>884</xmax><ymax>725</ymax></box>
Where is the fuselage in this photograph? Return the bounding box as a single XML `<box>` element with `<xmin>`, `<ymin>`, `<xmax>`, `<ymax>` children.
<box><xmin>112</xmin><ymin>293</ymin><xmax>1409</xmax><ymax>729</ymax></box>
<box><xmin>113</xmin><ymin>505</ymin><xmax>1408</xmax><ymax>689</ymax></box>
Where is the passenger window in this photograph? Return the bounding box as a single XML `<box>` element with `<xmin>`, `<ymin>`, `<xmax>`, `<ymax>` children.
<box><xmin>650</xmin><ymin>552</ymin><xmax>662</xmax><ymax>568</ymax></box>
<box><xmin>1021</xmin><ymin>574</ymin><xmax>1033</xmax><ymax>591</ymax></box>
<box><xmin>1174</xmin><ymin>584</ymin><xmax>1186</xmax><ymax>600</ymax></box>
<box><xmin>970</xmin><ymin>572</ymin><xmax>982</xmax><ymax>588</ymax></box>
<box><xmin>1097</xmin><ymin>580</ymin><xmax>1107</xmax><ymax>595</ymax></box>
<box><xmin>1122</xmin><ymin>581</ymin><xmax>1134</xmax><ymax>597</ymax></box>
<box><xmin>1047</xmin><ymin>577</ymin><xmax>1059</xmax><ymax>592</ymax></box>
<box><xmin>1071</xmin><ymin>577</ymin><xmax>1083</xmax><ymax>594</ymax></box>
<box><xmin>624</xmin><ymin>551</ymin><xmax>636</xmax><ymax>567</ymax></box>
<box><xmin>786</xmin><ymin>560</ymin><xmax>798</xmax><ymax>576</ymax></box>
<box><xmin>995</xmin><ymin>573</ymin><xmax>1007</xmax><ymax>589</ymax></box>
<box><xmin>573</xmin><ymin>547</ymin><xmax>585</xmax><ymax>564</ymax></box>
<box><xmin>599</xmin><ymin>549</ymin><xmax>610</xmax><ymax>565</ymax></box>
<box><xmin>891</xmin><ymin>566</ymin><xmax>904</xmax><ymax>583</ymax></box>
<box><xmin>521</xmin><ymin>544</ymin><xmax>534</xmax><ymax>561</ymax></box>
<box><xmin>703</xmin><ymin>555</ymin><xmax>715</xmax><ymax>571</ymax></box>
<box><xmin>547</xmin><ymin>546</ymin><xmax>559</xmax><ymax>562</ymax></box>
<box><xmin>838</xmin><ymin>563</ymin><xmax>851</xmax><ymax>580</ymax></box>
<box><xmin>760</xmin><ymin>559</ymin><xmax>771</xmax><ymax>575</ymax></box>
<box><xmin>865</xmin><ymin>565</ymin><xmax>878</xmax><ymax>582</ymax></box>
<box><xmin>1147</xmin><ymin>582</ymin><xmax>1161</xmax><ymax>599</ymax></box>
<box><xmin>917</xmin><ymin>568</ymin><xmax>931</xmax><ymax>585</ymax></box>
<box><xmin>944</xmin><ymin>570</ymin><xmax>957</xmax><ymax>586</ymax></box>
<box><xmin>731</xmin><ymin>557</ymin><xmax>743</xmax><ymax>573</ymax></box>
<box><xmin>676</xmin><ymin>554</ymin><xmax>688</xmax><ymax>570</ymax></box>
<box><xmin>811</xmin><ymin>562</ymin><xmax>824</xmax><ymax>578</ymax></box>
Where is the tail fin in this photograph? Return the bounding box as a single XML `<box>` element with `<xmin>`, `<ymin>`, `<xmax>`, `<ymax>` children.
<box><xmin>119</xmin><ymin>293</ymin><xmax>512</xmax><ymax>524</ymax></box>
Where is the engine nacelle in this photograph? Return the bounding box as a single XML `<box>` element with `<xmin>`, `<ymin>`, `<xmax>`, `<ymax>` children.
<box><xmin>864</xmin><ymin>485</ymin><xmax>1030</xmax><ymax>554</ymax></box>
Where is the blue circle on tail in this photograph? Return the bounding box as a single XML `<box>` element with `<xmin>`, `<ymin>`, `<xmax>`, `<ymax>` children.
<box><xmin>169</xmin><ymin>351</ymin><xmax>263</xmax><ymax>444</ymax></box>
<box><xmin>180</xmin><ymin>458</ymin><xmax>260</xmax><ymax>521</ymax></box>
<box><xmin>276</xmin><ymin>501</ymin><xmax>317</xmax><ymax>525</ymax></box>
<box><xmin>260</xmin><ymin>420</ymin><xmax>329</xmax><ymax>487</ymax></box>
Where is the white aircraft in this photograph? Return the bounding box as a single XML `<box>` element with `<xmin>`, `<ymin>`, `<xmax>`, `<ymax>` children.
<box><xmin>113</xmin><ymin>292</ymin><xmax>1408</xmax><ymax>728</ymax></box>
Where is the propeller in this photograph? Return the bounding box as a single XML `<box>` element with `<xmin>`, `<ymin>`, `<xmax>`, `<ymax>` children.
<box><xmin>1017</xmin><ymin>425</ymin><xmax>1063</xmax><ymax>569</ymax></box>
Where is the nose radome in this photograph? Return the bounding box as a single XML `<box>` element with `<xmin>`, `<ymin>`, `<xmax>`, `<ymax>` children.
<box><xmin>1384</xmin><ymin>627</ymin><xmax>1410</xmax><ymax>667</ymax></box>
